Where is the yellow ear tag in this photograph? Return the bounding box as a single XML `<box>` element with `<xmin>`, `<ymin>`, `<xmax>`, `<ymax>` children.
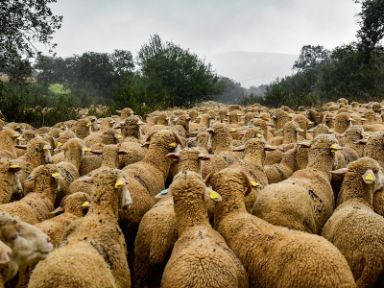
<box><xmin>209</xmin><ymin>190</ymin><xmax>220</xmax><ymax>200</ymax></box>
<box><xmin>51</xmin><ymin>172</ymin><xmax>61</xmax><ymax>179</ymax></box>
<box><xmin>168</xmin><ymin>142</ymin><xmax>177</xmax><ymax>149</ymax></box>
<box><xmin>10</xmin><ymin>164</ymin><xmax>20</xmax><ymax>169</ymax></box>
<box><xmin>256</xmin><ymin>133</ymin><xmax>262</xmax><ymax>138</ymax></box>
<box><xmin>250</xmin><ymin>180</ymin><xmax>260</xmax><ymax>188</ymax></box>
<box><xmin>330</xmin><ymin>143</ymin><xmax>340</xmax><ymax>153</ymax></box>
<box><xmin>56</xmin><ymin>142</ymin><xmax>63</xmax><ymax>147</ymax></box>
<box><xmin>230</xmin><ymin>128</ymin><xmax>236</xmax><ymax>132</ymax></box>
<box><xmin>115</xmin><ymin>134</ymin><xmax>123</xmax><ymax>139</ymax></box>
<box><xmin>43</xmin><ymin>144</ymin><xmax>50</xmax><ymax>150</ymax></box>
<box><xmin>115</xmin><ymin>179</ymin><xmax>124</xmax><ymax>188</ymax></box>
<box><xmin>364</xmin><ymin>172</ymin><xmax>376</xmax><ymax>183</ymax></box>
<box><xmin>81</xmin><ymin>201</ymin><xmax>90</xmax><ymax>208</ymax></box>
<box><xmin>82</xmin><ymin>147</ymin><xmax>91</xmax><ymax>153</ymax></box>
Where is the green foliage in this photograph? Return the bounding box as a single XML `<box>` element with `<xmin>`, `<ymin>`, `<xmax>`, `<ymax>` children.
<box><xmin>0</xmin><ymin>0</ymin><xmax>62</xmax><ymax>73</ymax></box>
<box><xmin>355</xmin><ymin>0</ymin><xmax>384</xmax><ymax>61</ymax></box>
<box><xmin>138</xmin><ymin>34</ymin><xmax>220</xmax><ymax>108</ymax></box>
<box><xmin>293</xmin><ymin>45</ymin><xmax>330</xmax><ymax>71</ymax></box>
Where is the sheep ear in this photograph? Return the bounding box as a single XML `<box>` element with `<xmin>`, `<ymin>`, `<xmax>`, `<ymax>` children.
<box><xmin>166</xmin><ymin>153</ymin><xmax>180</xmax><ymax>160</ymax></box>
<box><xmin>141</xmin><ymin>141</ymin><xmax>150</xmax><ymax>148</ymax></box>
<box><xmin>354</xmin><ymin>139</ymin><xmax>367</xmax><ymax>145</ymax></box>
<box><xmin>362</xmin><ymin>169</ymin><xmax>376</xmax><ymax>184</ymax></box>
<box><xmin>264</xmin><ymin>144</ymin><xmax>277</xmax><ymax>151</ymax></box>
<box><xmin>81</xmin><ymin>176</ymin><xmax>93</xmax><ymax>184</ymax></box>
<box><xmin>172</xmin><ymin>131</ymin><xmax>185</xmax><ymax>148</ymax></box>
<box><xmin>50</xmin><ymin>206</ymin><xmax>64</xmax><ymax>215</ymax></box>
<box><xmin>198</xmin><ymin>154</ymin><xmax>211</xmax><ymax>161</ymax></box>
<box><xmin>297</xmin><ymin>140</ymin><xmax>312</xmax><ymax>148</ymax></box>
<box><xmin>0</xmin><ymin>245</ymin><xmax>10</xmax><ymax>265</ymax></box>
<box><xmin>155</xmin><ymin>188</ymin><xmax>172</xmax><ymax>199</ymax></box>
<box><xmin>14</xmin><ymin>145</ymin><xmax>27</xmax><ymax>150</ymax></box>
<box><xmin>90</xmin><ymin>150</ymin><xmax>103</xmax><ymax>155</ymax></box>
<box><xmin>330</xmin><ymin>168</ymin><xmax>348</xmax><ymax>175</ymax></box>
<box><xmin>240</xmin><ymin>171</ymin><xmax>253</xmax><ymax>196</ymax></box>
<box><xmin>118</xmin><ymin>149</ymin><xmax>128</xmax><ymax>155</ymax></box>
<box><xmin>204</xmin><ymin>173</ymin><xmax>214</xmax><ymax>187</ymax></box>
<box><xmin>145</xmin><ymin>131</ymin><xmax>156</xmax><ymax>143</ymax></box>
<box><xmin>233</xmin><ymin>145</ymin><xmax>245</xmax><ymax>152</ymax></box>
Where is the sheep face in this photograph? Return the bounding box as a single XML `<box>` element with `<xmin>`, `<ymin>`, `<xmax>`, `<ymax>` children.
<box><xmin>0</xmin><ymin>213</ymin><xmax>52</xmax><ymax>267</ymax></box>
<box><xmin>0</xmin><ymin>162</ymin><xmax>23</xmax><ymax>197</ymax></box>
<box><xmin>146</xmin><ymin>129</ymin><xmax>184</xmax><ymax>151</ymax></box>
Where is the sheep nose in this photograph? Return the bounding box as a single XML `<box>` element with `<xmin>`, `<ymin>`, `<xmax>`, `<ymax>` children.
<box><xmin>46</xmin><ymin>237</ymin><xmax>51</xmax><ymax>244</ymax></box>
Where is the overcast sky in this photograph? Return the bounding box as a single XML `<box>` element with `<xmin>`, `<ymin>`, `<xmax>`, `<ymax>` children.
<box><xmin>48</xmin><ymin>0</ymin><xmax>361</xmax><ymax>85</ymax></box>
<box><xmin>51</xmin><ymin>0</ymin><xmax>360</xmax><ymax>56</ymax></box>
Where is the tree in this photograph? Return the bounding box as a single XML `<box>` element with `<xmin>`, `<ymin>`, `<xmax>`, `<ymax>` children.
<box><xmin>293</xmin><ymin>45</ymin><xmax>330</xmax><ymax>71</ymax></box>
<box><xmin>0</xmin><ymin>0</ymin><xmax>62</xmax><ymax>73</ymax></box>
<box><xmin>355</xmin><ymin>0</ymin><xmax>384</xmax><ymax>60</ymax></box>
<box><xmin>138</xmin><ymin>34</ymin><xmax>220</xmax><ymax>108</ymax></box>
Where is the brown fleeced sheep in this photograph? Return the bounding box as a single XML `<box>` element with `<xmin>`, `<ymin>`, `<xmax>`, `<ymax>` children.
<box><xmin>334</xmin><ymin>112</ymin><xmax>355</xmax><ymax>134</ymax></box>
<box><xmin>13</xmin><ymin>138</ymin><xmax>52</xmax><ymax>190</ymax></box>
<box><xmin>0</xmin><ymin>128</ymin><xmax>22</xmax><ymax>159</ymax></box>
<box><xmin>133</xmin><ymin>147</ymin><xmax>210</xmax><ymax>288</ymax></box>
<box><xmin>118</xmin><ymin>141</ymin><xmax>147</xmax><ymax>168</ymax></box>
<box><xmin>207</xmin><ymin>167</ymin><xmax>356</xmax><ymax>288</ymax></box>
<box><xmin>72</xmin><ymin>119</ymin><xmax>93</xmax><ymax>139</ymax></box>
<box><xmin>231</xmin><ymin>138</ymin><xmax>271</xmax><ymax>211</ymax></box>
<box><xmin>339</xmin><ymin>125</ymin><xmax>366</xmax><ymax>157</ymax></box>
<box><xmin>35</xmin><ymin>192</ymin><xmax>91</xmax><ymax>248</ymax></box>
<box><xmin>160</xmin><ymin>171</ymin><xmax>248</xmax><ymax>288</ymax></box>
<box><xmin>270</xmin><ymin>109</ymin><xmax>291</xmax><ymax>130</ymax></box>
<box><xmin>265</xmin><ymin>147</ymin><xmax>299</xmax><ymax>184</ymax></box>
<box><xmin>122</xmin><ymin>129</ymin><xmax>184</xmax><ymax>196</ymax></box>
<box><xmin>253</xmin><ymin>134</ymin><xmax>340</xmax><ymax>234</ymax></box>
<box><xmin>28</xmin><ymin>169</ymin><xmax>132</xmax><ymax>288</ymax></box>
<box><xmin>322</xmin><ymin>157</ymin><xmax>384</xmax><ymax>288</ymax></box>
<box><xmin>311</xmin><ymin>123</ymin><xmax>332</xmax><ymax>138</ymax></box>
<box><xmin>83</xmin><ymin>128</ymin><xmax>122</xmax><ymax>147</ymax></box>
<box><xmin>0</xmin><ymin>161</ymin><xmax>23</xmax><ymax>204</ymax></box>
<box><xmin>0</xmin><ymin>212</ymin><xmax>52</xmax><ymax>287</ymax></box>
<box><xmin>361</xmin><ymin>131</ymin><xmax>384</xmax><ymax>216</ymax></box>
<box><xmin>0</xmin><ymin>164</ymin><xmax>65</xmax><ymax>224</ymax></box>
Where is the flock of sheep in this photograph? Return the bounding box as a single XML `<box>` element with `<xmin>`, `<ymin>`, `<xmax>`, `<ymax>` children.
<box><xmin>0</xmin><ymin>98</ymin><xmax>383</xmax><ymax>287</ymax></box>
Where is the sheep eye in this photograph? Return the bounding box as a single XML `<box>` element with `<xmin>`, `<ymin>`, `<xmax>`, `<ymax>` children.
<box><xmin>10</xmin><ymin>234</ymin><xmax>18</xmax><ymax>241</ymax></box>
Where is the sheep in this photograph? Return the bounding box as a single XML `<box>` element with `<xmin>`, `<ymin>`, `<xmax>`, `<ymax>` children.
<box><xmin>206</xmin><ymin>167</ymin><xmax>356</xmax><ymax>288</ymax></box>
<box><xmin>334</xmin><ymin>112</ymin><xmax>355</xmax><ymax>134</ymax></box>
<box><xmin>270</xmin><ymin>109</ymin><xmax>291</xmax><ymax>130</ymax></box>
<box><xmin>265</xmin><ymin>147</ymin><xmax>299</xmax><ymax>184</ymax></box>
<box><xmin>322</xmin><ymin>157</ymin><xmax>384</xmax><ymax>288</ymax></box>
<box><xmin>118</xmin><ymin>141</ymin><xmax>147</xmax><ymax>168</ymax></box>
<box><xmin>13</xmin><ymin>137</ymin><xmax>52</xmax><ymax>188</ymax></box>
<box><xmin>0</xmin><ymin>164</ymin><xmax>65</xmax><ymax>224</ymax></box>
<box><xmin>122</xmin><ymin>129</ymin><xmax>184</xmax><ymax>196</ymax></box>
<box><xmin>28</xmin><ymin>169</ymin><xmax>132</xmax><ymax>288</ymax></box>
<box><xmin>253</xmin><ymin>134</ymin><xmax>341</xmax><ymax>234</ymax></box>
<box><xmin>338</xmin><ymin>125</ymin><xmax>366</xmax><ymax>157</ymax></box>
<box><xmin>35</xmin><ymin>192</ymin><xmax>91</xmax><ymax>248</ymax></box>
<box><xmin>133</xmin><ymin>148</ymin><xmax>210</xmax><ymax>288</ymax></box>
<box><xmin>0</xmin><ymin>212</ymin><xmax>52</xmax><ymax>286</ymax></box>
<box><xmin>311</xmin><ymin>123</ymin><xmax>332</xmax><ymax>138</ymax></box>
<box><xmin>115</xmin><ymin>116</ymin><xmax>145</xmax><ymax>142</ymax></box>
<box><xmin>0</xmin><ymin>161</ymin><xmax>23</xmax><ymax>204</ymax></box>
<box><xmin>159</xmin><ymin>171</ymin><xmax>248</xmax><ymax>288</ymax></box>
<box><xmin>72</xmin><ymin>119</ymin><xmax>92</xmax><ymax>139</ymax></box>
<box><xmin>0</xmin><ymin>128</ymin><xmax>22</xmax><ymax>159</ymax></box>
<box><xmin>363</xmin><ymin>131</ymin><xmax>384</xmax><ymax>216</ymax></box>
<box><xmin>83</xmin><ymin>128</ymin><xmax>122</xmax><ymax>147</ymax></box>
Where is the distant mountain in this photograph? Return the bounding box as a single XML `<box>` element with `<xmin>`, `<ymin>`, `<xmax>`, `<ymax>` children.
<box><xmin>210</xmin><ymin>51</ymin><xmax>298</xmax><ymax>88</ymax></box>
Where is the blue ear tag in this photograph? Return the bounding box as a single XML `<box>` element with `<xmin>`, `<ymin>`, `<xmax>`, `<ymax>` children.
<box><xmin>160</xmin><ymin>189</ymin><xmax>169</xmax><ymax>195</ymax></box>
